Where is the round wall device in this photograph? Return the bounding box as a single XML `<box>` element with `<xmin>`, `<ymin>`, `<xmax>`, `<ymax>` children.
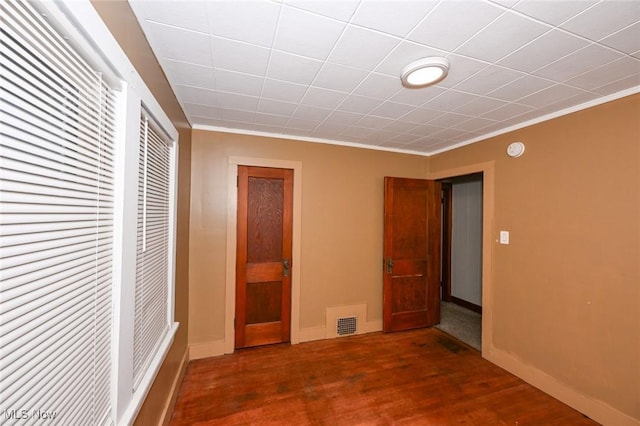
<box><xmin>507</xmin><ymin>142</ymin><xmax>525</xmax><ymax>158</ymax></box>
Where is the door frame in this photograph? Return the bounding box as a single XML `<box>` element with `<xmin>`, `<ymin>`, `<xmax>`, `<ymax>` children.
<box><xmin>225</xmin><ymin>157</ymin><xmax>303</xmax><ymax>354</ymax></box>
<box><xmin>428</xmin><ymin>161</ymin><xmax>494</xmax><ymax>357</ymax></box>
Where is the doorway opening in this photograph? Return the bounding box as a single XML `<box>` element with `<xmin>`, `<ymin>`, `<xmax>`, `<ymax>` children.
<box><xmin>437</xmin><ymin>172</ymin><xmax>483</xmax><ymax>351</ymax></box>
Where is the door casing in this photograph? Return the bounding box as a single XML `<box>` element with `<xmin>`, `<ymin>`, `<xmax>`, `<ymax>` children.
<box><xmin>225</xmin><ymin>157</ymin><xmax>302</xmax><ymax>354</ymax></box>
<box><xmin>428</xmin><ymin>161</ymin><xmax>494</xmax><ymax>356</ymax></box>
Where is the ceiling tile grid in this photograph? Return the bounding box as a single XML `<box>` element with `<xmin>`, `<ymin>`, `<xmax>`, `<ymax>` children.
<box><xmin>129</xmin><ymin>0</ymin><xmax>640</xmax><ymax>155</ymax></box>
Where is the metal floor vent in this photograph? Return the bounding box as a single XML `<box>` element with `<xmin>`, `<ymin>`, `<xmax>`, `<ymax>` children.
<box><xmin>337</xmin><ymin>316</ymin><xmax>357</xmax><ymax>336</ymax></box>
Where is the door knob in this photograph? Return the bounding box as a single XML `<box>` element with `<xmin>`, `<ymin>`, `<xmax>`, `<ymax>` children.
<box><xmin>283</xmin><ymin>259</ymin><xmax>290</xmax><ymax>277</ymax></box>
<box><xmin>386</xmin><ymin>257</ymin><xmax>393</xmax><ymax>274</ymax></box>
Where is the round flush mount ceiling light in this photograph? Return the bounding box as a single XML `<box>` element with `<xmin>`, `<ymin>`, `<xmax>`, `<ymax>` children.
<box><xmin>401</xmin><ymin>57</ymin><xmax>450</xmax><ymax>88</ymax></box>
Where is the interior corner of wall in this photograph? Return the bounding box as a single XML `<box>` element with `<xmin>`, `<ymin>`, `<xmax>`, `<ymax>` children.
<box><xmin>188</xmin><ymin>340</ymin><xmax>225</xmax><ymax>361</ymax></box>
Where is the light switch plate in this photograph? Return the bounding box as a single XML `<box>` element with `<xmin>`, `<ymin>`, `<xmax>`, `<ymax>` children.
<box><xmin>500</xmin><ymin>231</ymin><xmax>510</xmax><ymax>244</ymax></box>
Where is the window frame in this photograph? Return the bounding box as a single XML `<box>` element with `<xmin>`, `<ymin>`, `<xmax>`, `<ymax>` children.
<box><xmin>23</xmin><ymin>1</ymin><xmax>180</xmax><ymax>424</ymax></box>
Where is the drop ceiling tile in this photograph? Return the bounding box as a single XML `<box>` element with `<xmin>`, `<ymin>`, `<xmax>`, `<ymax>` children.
<box><xmin>284</xmin><ymin>0</ymin><xmax>360</xmax><ymax>22</ymax></box>
<box><xmin>131</xmin><ymin>1</ymin><xmax>210</xmax><ymax>33</ymax></box>
<box><xmin>488</xmin><ymin>75</ymin><xmax>555</xmax><ymax>101</ymax></box>
<box><xmin>267</xmin><ymin>50</ymin><xmax>323</xmax><ymax>85</ymax></box>
<box><xmin>593</xmin><ymin>74</ymin><xmax>640</xmax><ymax>96</ymax></box>
<box><xmin>429</xmin><ymin>127</ymin><xmax>471</xmax><ymax>140</ymax></box>
<box><xmin>216</xmin><ymin>92</ymin><xmax>259</xmax><ymax>112</ymax></box>
<box><xmin>498</xmin><ymin>29</ymin><xmax>590</xmax><ymax>73</ymax></box>
<box><xmin>390</xmin><ymin>86</ymin><xmax>446</xmax><ymax>106</ymax></box>
<box><xmin>454</xmin><ymin>117</ymin><xmax>497</xmax><ymax>132</ymax></box>
<box><xmin>211</xmin><ymin>37</ymin><xmax>271</xmax><ymax>76</ymax></box>
<box><xmin>560</xmin><ymin>1</ymin><xmax>640</xmax><ymax>42</ymax></box>
<box><xmin>311</xmin><ymin>123</ymin><xmax>346</xmax><ymax>139</ymax></box>
<box><xmin>352</xmin><ymin>73</ymin><xmax>402</xmax><ymax>100</ymax></box>
<box><xmin>489</xmin><ymin>0</ymin><xmax>519</xmax><ymax>7</ymax></box>
<box><xmin>328</xmin><ymin>26</ymin><xmax>400</xmax><ymax>70</ymax></box>
<box><xmin>352</xmin><ymin>0</ymin><xmax>438</xmax><ymax>38</ymax></box>
<box><xmin>481</xmin><ymin>103</ymin><xmax>534</xmax><ymax>121</ymax></box>
<box><xmin>257</xmin><ymin>98</ymin><xmax>298</xmax><ymax>116</ymax></box>
<box><xmin>287</xmin><ymin>117</ymin><xmax>321</xmax><ymax>131</ymax></box>
<box><xmin>252</xmin><ymin>123</ymin><xmax>287</xmax><ymax>134</ymax></box>
<box><xmin>369</xmin><ymin>102</ymin><xmax>415</xmax><ymax>120</ymax></box>
<box><xmin>408</xmin><ymin>1</ymin><xmax>504</xmax><ymax>51</ymax></box>
<box><xmin>456</xmin><ymin>11</ymin><xmax>550</xmax><ymax>62</ymax></box>
<box><xmin>401</xmin><ymin>107</ymin><xmax>443</xmax><ymax>124</ymax></box>
<box><xmin>206</xmin><ymin>0</ymin><xmax>280</xmax><ymax>47</ymax></box>
<box><xmin>254</xmin><ymin>113</ymin><xmax>290</xmax><ymax>127</ymax></box>
<box><xmin>291</xmin><ymin>105</ymin><xmax>333</xmax><ymax>122</ymax></box>
<box><xmin>367</xmin><ymin>130</ymin><xmax>401</xmax><ymax>144</ymax></box>
<box><xmin>409</xmin><ymin>123</ymin><xmax>447</xmax><ymax>135</ymax></box>
<box><xmin>517</xmin><ymin>84</ymin><xmax>586</xmax><ymax>108</ymax></box>
<box><xmin>423</xmin><ymin>90</ymin><xmax>478</xmax><ymax>112</ymax></box>
<box><xmin>214</xmin><ymin>69</ymin><xmax>264</xmax><ymax>97</ymax></box>
<box><xmin>274</xmin><ymin>6</ymin><xmax>346</xmax><ymax>60</ymax></box>
<box><xmin>219</xmin><ymin>108</ymin><xmax>256</xmax><ymax>123</ymax></box>
<box><xmin>390</xmin><ymin>132</ymin><xmax>422</xmax><ymax>144</ymax></box>
<box><xmin>438</xmin><ymin>55</ymin><xmax>488</xmax><ymax>89</ymax></box>
<box><xmin>383</xmin><ymin>120</ymin><xmax>420</xmax><ymax>133</ymax></box>
<box><xmin>428</xmin><ymin>112</ymin><xmax>474</xmax><ymax>128</ymax></box>
<box><xmin>313</xmin><ymin>63</ymin><xmax>370</xmax><ymax>92</ymax></box>
<box><xmin>194</xmin><ymin>116</ymin><xmax>243</xmax><ymax>128</ymax></box>
<box><xmin>600</xmin><ymin>22</ymin><xmax>640</xmax><ymax>55</ymax></box>
<box><xmin>355</xmin><ymin>115</ymin><xmax>393</xmax><ymax>129</ymax></box>
<box><xmin>261</xmin><ymin>79</ymin><xmax>308</xmax><ymax>103</ymax></box>
<box><xmin>143</xmin><ymin>22</ymin><xmax>213</xmax><ymax>67</ymax></box>
<box><xmin>300</xmin><ymin>87</ymin><xmax>348</xmax><ymax>109</ymax></box>
<box><xmin>540</xmin><ymin>91</ymin><xmax>600</xmax><ymax>113</ymax></box>
<box><xmin>183</xmin><ymin>103</ymin><xmax>221</xmax><ymax>117</ymax></box>
<box><xmin>336</xmin><ymin>95</ymin><xmax>380</xmax><ymax>115</ymax></box>
<box><xmin>174</xmin><ymin>85</ymin><xmax>217</xmax><ymax>106</ymax></box>
<box><xmin>567</xmin><ymin>57</ymin><xmax>640</xmax><ymax>90</ymax></box>
<box><xmin>323</xmin><ymin>111</ymin><xmax>366</xmax><ymax>126</ymax></box>
<box><xmin>453</xmin><ymin>97</ymin><xmax>507</xmax><ymax>116</ymax></box>
<box><xmin>340</xmin><ymin>126</ymin><xmax>375</xmax><ymax>138</ymax></box>
<box><xmin>161</xmin><ymin>59</ymin><xmax>215</xmax><ymax>90</ymax></box>
<box><xmin>453</xmin><ymin>65</ymin><xmax>526</xmax><ymax>95</ymax></box>
<box><xmin>375</xmin><ymin>41</ymin><xmax>447</xmax><ymax>77</ymax></box>
<box><xmin>513</xmin><ymin>1</ymin><xmax>598</xmax><ymax>26</ymax></box>
<box><xmin>534</xmin><ymin>44</ymin><xmax>624</xmax><ymax>82</ymax></box>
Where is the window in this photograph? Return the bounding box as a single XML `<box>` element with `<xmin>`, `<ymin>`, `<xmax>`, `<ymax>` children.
<box><xmin>0</xmin><ymin>1</ymin><xmax>178</xmax><ymax>424</ymax></box>
<box><xmin>134</xmin><ymin>113</ymin><xmax>173</xmax><ymax>388</ymax></box>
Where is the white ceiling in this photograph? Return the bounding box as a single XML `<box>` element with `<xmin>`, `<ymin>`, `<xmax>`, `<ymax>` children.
<box><xmin>129</xmin><ymin>0</ymin><xmax>640</xmax><ymax>155</ymax></box>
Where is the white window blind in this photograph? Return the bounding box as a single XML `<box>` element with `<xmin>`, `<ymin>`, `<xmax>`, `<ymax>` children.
<box><xmin>133</xmin><ymin>113</ymin><xmax>172</xmax><ymax>388</ymax></box>
<box><xmin>0</xmin><ymin>0</ymin><xmax>114</xmax><ymax>424</ymax></box>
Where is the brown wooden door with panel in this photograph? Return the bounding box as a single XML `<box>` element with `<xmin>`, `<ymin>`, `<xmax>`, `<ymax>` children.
<box><xmin>236</xmin><ymin>166</ymin><xmax>293</xmax><ymax>348</ymax></box>
<box><xmin>383</xmin><ymin>177</ymin><xmax>441</xmax><ymax>332</ymax></box>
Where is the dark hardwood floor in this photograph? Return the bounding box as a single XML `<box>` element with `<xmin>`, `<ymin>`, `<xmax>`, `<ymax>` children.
<box><xmin>170</xmin><ymin>328</ymin><xmax>597</xmax><ymax>425</ymax></box>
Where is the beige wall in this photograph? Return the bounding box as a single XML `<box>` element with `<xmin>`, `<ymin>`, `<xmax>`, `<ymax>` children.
<box><xmin>91</xmin><ymin>2</ymin><xmax>191</xmax><ymax>425</ymax></box>
<box><xmin>429</xmin><ymin>94</ymin><xmax>640</xmax><ymax>422</ymax></box>
<box><xmin>189</xmin><ymin>131</ymin><xmax>428</xmax><ymax>344</ymax></box>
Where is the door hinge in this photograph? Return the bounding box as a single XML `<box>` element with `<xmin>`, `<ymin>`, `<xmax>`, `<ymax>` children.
<box><xmin>237</xmin><ymin>176</ymin><xmax>239</xmax><ymax>187</ymax></box>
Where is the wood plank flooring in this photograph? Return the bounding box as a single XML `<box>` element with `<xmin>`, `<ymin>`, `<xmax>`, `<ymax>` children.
<box><xmin>170</xmin><ymin>328</ymin><xmax>597</xmax><ymax>425</ymax></box>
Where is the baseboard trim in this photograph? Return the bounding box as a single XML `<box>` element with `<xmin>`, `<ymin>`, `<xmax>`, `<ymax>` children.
<box><xmin>362</xmin><ymin>319</ymin><xmax>382</xmax><ymax>333</ymax></box>
<box><xmin>451</xmin><ymin>296</ymin><xmax>482</xmax><ymax>314</ymax></box>
<box><xmin>189</xmin><ymin>340</ymin><xmax>226</xmax><ymax>360</ymax></box>
<box><xmin>488</xmin><ymin>347</ymin><xmax>639</xmax><ymax>426</ymax></box>
<box><xmin>159</xmin><ymin>347</ymin><xmax>189</xmax><ymax>426</ymax></box>
<box><xmin>298</xmin><ymin>326</ymin><xmax>326</xmax><ymax>343</ymax></box>
<box><xmin>298</xmin><ymin>320</ymin><xmax>383</xmax><ymax>343</ymax></box>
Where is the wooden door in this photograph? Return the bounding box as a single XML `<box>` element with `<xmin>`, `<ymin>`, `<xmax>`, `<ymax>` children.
<box><xmin>236</xmin><ymin>166</ymin><xmax>293</xmax><ymax>348</ymax></box>
<box><xmin>383</xmin><ymin>177</ymin><xmax>441</xmax><ymax>332</ymax></box>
